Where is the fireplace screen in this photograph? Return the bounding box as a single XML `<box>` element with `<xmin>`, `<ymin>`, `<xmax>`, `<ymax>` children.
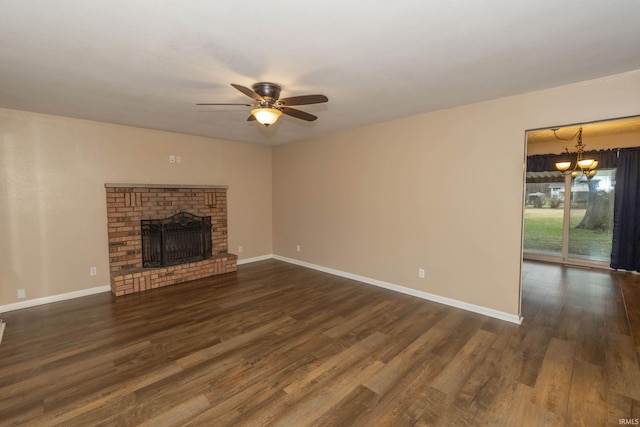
<box><xmin>141</xmin><ymin>212</ymin><xmax>212</xmax><ymax>268</ymax></box>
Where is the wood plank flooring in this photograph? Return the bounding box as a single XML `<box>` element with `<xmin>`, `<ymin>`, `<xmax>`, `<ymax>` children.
<box><xmin>0</xmin><ymin>259</ymin><xmax>639</xmax><ymax>426</ymax></box>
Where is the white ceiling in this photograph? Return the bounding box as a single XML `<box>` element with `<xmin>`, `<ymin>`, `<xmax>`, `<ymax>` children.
<box><xmin>1</xmin><ymin>1</ymin><xmax>640</xmax><ymax>145</ymax></box>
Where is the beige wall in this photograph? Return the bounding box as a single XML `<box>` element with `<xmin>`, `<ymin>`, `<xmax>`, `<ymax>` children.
<box><xmin>0</xmin><ymin>109</ymin><xmax>272</xmax><ymax>305</ymax></box>
<box><xmin>273</xmin><ymin>70</ymin><xmax>640</xmax><ymax>316</ymax></box>
<box><xmin>2</xmin><ymin>69</ymin><xmax>639</xmax><ymax>315</ymax></box>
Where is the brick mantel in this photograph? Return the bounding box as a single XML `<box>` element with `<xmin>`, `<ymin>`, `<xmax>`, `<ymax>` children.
<box><xmin>105</xmin><ymin>184</ymin><xmax>237</xmax><ymax>296</ymax></box>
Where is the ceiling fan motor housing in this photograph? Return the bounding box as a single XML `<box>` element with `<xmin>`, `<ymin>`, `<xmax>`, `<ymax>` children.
<box><xmin>252</xmin><ymin>82</ymin><xmax>281</xmax><ymax>102</ymax></box>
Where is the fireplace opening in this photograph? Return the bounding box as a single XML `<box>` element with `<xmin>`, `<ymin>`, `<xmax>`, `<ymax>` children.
<box><xmin>141</xmin><ymin>212</ymin><xmax>212</xmax><ymax>268</ymax></box>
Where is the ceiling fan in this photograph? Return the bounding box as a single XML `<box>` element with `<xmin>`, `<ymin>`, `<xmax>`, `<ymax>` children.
<box><xmin>197</xmin><ymin>82</ymin><xmax>328</xmax><ymax>127</ymax></box>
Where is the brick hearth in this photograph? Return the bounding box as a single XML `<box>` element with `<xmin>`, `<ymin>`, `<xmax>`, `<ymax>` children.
<box><xmin>105</xmin><ymin>184</ymin><xmax>237</xmax><ymax>296</ymax></box>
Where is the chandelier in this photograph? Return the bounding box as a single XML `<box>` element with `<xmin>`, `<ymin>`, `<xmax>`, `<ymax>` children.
<box><xmin>553</xmin><ymin>126</ymin><xmax>598</xmax><ymax>179</ymax></box>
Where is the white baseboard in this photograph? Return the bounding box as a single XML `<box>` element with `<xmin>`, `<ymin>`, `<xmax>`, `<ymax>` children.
<box><xmin>0</xmin><ymin>321</ymin><xmax>5</xmax><ymax>346</ymax></box>
<box><xmin>237</xmin><ymin>254</ymin><xmax>275</xmax><ymax>265</ymax></box>
<box><xmin>0</xmin><ymin>254</ymin><xmax>277</xmax><ymax>313</ymax></box>
<box><xmin>273</xmin><ymin>255</ymin><xmax>523</xmax><ymax>325</ymax></box>
<box><xmin>0</xmin><ymin>256</ymin><xmax>523</xmax><ymax>325</ymax></box>
<box><xmin>0</xmin><ymin>255</ymin><xmax>274</xmax><ymax>313</ymax></box>
<box><xmin>0</xmin><ymin>285</ymin><xmax>111</xmax><ymax>313</ymax></box>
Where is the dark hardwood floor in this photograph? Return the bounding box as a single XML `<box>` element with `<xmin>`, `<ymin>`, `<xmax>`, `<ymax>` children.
<box><xmin>1</xmin><ymin>259</ymin><xmax>639</xmax><ymax>426</ymax></box>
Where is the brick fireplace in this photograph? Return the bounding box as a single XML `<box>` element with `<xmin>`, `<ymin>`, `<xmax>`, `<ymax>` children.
<box><xmin>105</xmin><ymin>184</ymin><xmax>237</xmax><ymax>296</ymax></box>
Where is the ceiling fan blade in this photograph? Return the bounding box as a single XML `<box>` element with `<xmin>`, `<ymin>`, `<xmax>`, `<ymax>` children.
<box><xmin>247</xmin><ymin>115</ymin><xmax>256</xmax><ymax>121</ymax></box>
<box><xmin>196</xmin><ymin>103</ymin><xmax>254</xmax><ymax>106</ymax></box>
<box><xmin>231</xmin><ymin>83</ymin><xmax>264</xmax><ymax>102</ymax></box>
<box><xmin>280</xmin><ymin>107</ymin><xmax>318</xmax><ymax>122</ymax></box>
<box><xmin>277</xmin><ymin>95</ymin><xmax>328</xmax><ymax>106</ymax></box>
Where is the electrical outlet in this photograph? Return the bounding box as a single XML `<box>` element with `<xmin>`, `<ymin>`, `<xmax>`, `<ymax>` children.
<box><xmin>90</xmin><ymin>267</ymin><xmax>97</xmax><ymax>276</ymax></box>
<box><xmin>238</xmin><ymin>246</ymin><xmax>243</xmax><ymax>253</ymax></box>
<box><xmin>418</xmin><ymin>268</ymin><xmax>425</xmax><ymax>278</ymax></box>
<box><xmin>296</xmin><ymin>245</ymin><xmax>301</xmax><ymax>252</ymax></box>
<box><xmin>169</xmin><ymin>155</ymin><xmax>176</xmax><ymax>163</ymax></box>
<box><xmin>17</xmin><ymin>289</ymin><xmax>26</xmax><ymax>299</ymax></box>
<box><xmin>175</xmin><ymin>156</ymin><xmax>181</xmax><ymax>163</ymax></box>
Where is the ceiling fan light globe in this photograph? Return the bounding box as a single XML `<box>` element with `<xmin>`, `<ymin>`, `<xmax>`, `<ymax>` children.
<box><xmin>251</xmin><ymin>107</ymin><xmax>282</xmax><ymax>126</ymax></box>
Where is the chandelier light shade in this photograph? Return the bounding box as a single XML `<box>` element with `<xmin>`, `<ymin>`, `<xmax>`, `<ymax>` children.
<box><xmin>555</xmin><ymin>161</ymin><xmax>572</xmax><ymax>172</ymax></box>
<box><xmin>577</xmin><ymin>158</ymin><xmax>597</xmax><ymax>170</ymax></box>
<box><xmin>553</xmin><ymin>126</ymin><xmax>598</xmax><ymax>179</ymax></box>
<box><xmin>584</xmin><ymin>169</ymin><xmax>598</xmax><ymax>179</ymax></box>
<box><xmin>251</xmin><ymin>107</ymin><xmax>282</xmax><ymax>126</ymax></box>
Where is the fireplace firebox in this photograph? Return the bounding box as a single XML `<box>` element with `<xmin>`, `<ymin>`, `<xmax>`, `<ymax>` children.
<box><xmin>141</xmin><ymin>212</ymin><xmax>212</xmax><ymax>268</ymax></box>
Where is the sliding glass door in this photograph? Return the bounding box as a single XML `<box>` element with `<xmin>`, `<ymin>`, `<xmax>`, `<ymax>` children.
<box><xmin>567</xmin><ymin>169</ymin><xmax>615</xmax><ymax>262</ymax></box>
<box><xmin>524</xmin><ymin>169</ymin><xmax>615</xmax><ymax>266</ymax></box>
<box><xmin>524</xmin><ymin>175</ymin><xmax>563</xmax><ymax>257</ymax></box>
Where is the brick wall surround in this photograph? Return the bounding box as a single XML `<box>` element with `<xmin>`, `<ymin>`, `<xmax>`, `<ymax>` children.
<box><xmin>105</xmin><ymin>184</ymin><xmax>237</xmax><ymax>296</ymax></box>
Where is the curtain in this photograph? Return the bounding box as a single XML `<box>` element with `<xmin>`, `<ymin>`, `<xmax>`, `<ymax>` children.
<box><xmin>610</xmin><ymin>148</ymin><xmax>640</xmax><ymax>271</ymax></box>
